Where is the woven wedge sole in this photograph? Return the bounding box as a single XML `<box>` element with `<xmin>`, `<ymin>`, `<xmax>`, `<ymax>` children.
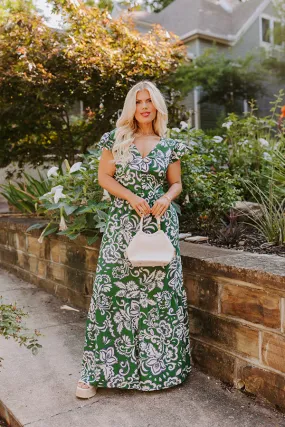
<box><xmin>76</xmin><ymin>381</ymin><xmax>97</xmax><ymax>399</ymax></box>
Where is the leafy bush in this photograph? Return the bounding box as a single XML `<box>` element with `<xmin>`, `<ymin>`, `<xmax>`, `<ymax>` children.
<box><xmin>169</xmin><ymin>123</ymin><xmax>243</xmax><ymax>232</ymax></box>
<box><xmin>168</xmin><ymin>91</ymin><xmax>285</xmax><ymax>235</ymax></box>
<box><xmin>0</xmin><ymin>0</ymin><xmax>186</xmax><ymax>169</ymax></box>
<box><xmin>29</xmin><ymin>150</ymin><xmax>110</xmax><ymax>245</ymax></box>
<box><xmin>179</xmin><ymin>153</ymin><xmax>242</xmax><ymax>233</ymax></box>
<box><xmin>0</xmin><ymin>297</ymin><xmax>42</xmax><ymax>369</ymax></box>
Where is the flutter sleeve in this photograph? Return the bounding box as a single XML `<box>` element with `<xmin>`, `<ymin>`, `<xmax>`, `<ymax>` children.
<box><xmin>169</xmin><ymin>139</ymin><xmax>190</xmax><ymax>164</ymax></box>
<box><xmin>97</xmin><ymin>129</ymin><xmax>116</xmax><ymax>152</ymax></box>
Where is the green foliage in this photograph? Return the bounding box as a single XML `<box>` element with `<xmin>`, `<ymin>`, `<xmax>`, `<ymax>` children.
<box><xmin>0</xmin><ymin>0</ymin><xmax>35</xmax><ymax>17</ymax></box>
<box><xmin>0</xmin><ymin>297</ymin><xmax>42</xmax><ymax>368</ymax></box>
<box><xmin>143</xmin><ymin>0</ymin><xmax>174</xmax><ymax>12</ymax></box>
<box><xmin>0</xmin><ymin>171</ymin><xmax>52</xmax><ymax>213</ymax></box>
<box><xmin>270</xmin><ymin>149</ymin><xmax>285</xmax><ymax>199</ymax></box>
<box><xmin>242</xmin><ymin>181</ymin><xmax>285</xmax><ymax>245</ymax></box>
<box><xmin>30</xmin><ymin>151</ymin><xmax>110</xmax><ymax>244</ymax></box>
<box><xmin>0</xmin><ymin>0</ymin><xmax>186</xmax><ymax>170</ymax></box>
<box><xmin>169</xmin><ymin>92</ymin><xmax>285</xmax><ymax>235</ymax></box>
<box><xmin>173</xmin><ymin>48</ymin><xmax>266</xmax><ymax>113</ymax></box>
<box><xmin>222</xmin><ymin>91</ymin><xmax>285</xmax><ymax>198</ymax></box>
<box><xmin>96</xmin><ymin>0</ymin><xmax>175</xmax><ymax>13</ymax></box>
<box><xmin>179</xmin><ymin>152</ymin><xmax>242</xmax><ymax>233</ymax></box>
<box><xmin>169</xmin><ymin>124</ymin><xmax>243</xmax><ymax>232</ymax></box>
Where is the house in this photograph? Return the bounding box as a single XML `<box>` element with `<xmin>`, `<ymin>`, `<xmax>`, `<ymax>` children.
<box><xmin>113</xmin><ymin>0</ymin><xmax>285</xmax><ymax>129</ymax></box>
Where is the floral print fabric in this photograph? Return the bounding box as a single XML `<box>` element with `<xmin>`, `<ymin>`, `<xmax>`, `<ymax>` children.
<box><xmin>80</xmin><ymin>129</ymin><xmax>191</xmax><ymax>390</ymax></box>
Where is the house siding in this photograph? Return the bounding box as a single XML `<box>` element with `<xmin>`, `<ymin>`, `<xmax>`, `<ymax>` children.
<box><xmin>263</xmin><ymin>2</ymin><xmax>278</xmax><ymax>16</ymax></box>
<box><xmin>196</xmin><ymin>39</ymin><xmax>226</xmax><ymax>56</ymax></box>
<box><xmin>186</xmin><ymin>39</ymin><xmax>200</xmax><ymax>58</ymax></box>
<box><xmin>133</xmin><ymin>1</ymin><xmax>284</xmax><ymax>128</ymax></box>
<box><xmin>230</xmin><ymin>17</ymin><xmax>261</xmax><ymax>58</ymax></box>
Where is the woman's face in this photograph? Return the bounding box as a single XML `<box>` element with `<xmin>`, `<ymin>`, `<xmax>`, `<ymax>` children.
<box><xmin>134</xmin><ymin>89</ymin><xmax>157</xmax><ymax>125</ymax></box>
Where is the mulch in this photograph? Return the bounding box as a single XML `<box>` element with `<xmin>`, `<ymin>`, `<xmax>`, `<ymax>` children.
<box><xmin>0</xmin><ymin>418</ymin><xmax>8</xmax><ymax>427</ymax></box>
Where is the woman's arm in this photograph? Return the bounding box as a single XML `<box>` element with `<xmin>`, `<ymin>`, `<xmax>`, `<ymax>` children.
<box><xmin>98</xmin><ymin>148</ymin><xmax>151</xmax><ymax>216</ymax></box>
<box><xmin>151</xmin><ymin>160</ymin><xmax>182</xmax><ymax>217</ymax></box>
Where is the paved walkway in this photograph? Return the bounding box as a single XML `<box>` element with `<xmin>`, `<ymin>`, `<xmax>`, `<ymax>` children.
<box><xmin>1</xmin><ymin>268</ymin><xmax>285</xmax><ymax>427</ymax></box>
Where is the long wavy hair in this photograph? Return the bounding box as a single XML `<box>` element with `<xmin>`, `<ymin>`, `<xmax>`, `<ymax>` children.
<box><xmin>113</xmin><ymin>80</ymin><xmax>168</xmax><ymax>165</ymax></box>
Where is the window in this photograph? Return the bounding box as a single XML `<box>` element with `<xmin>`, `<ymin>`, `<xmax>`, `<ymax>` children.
<box><xmin>274</xmin><ymin>21</ymin><xmax>283</xmax><ymax>46</ymax></box>
<box><xmin>262</xmin><ymin>18</ymin><xmax>270</xmax><ymax>43</ymax></box>
<box><xmin>260</xmin><ymin>15</ymin><xmax>284</xmax><ymax>47</ymax></box>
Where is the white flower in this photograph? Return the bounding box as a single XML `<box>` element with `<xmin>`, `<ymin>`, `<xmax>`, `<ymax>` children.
<box><xmin>47</xmin><ymin>166</ymin><xmax>59</xmax><ymax>178</ymax></box>
<box><xmin>180</xmin><ymin>121</ymin><xmax>188</xmax><ymax>130</ymax></box>
<box><xmin>259</xmin><ymin>138</ymin><xmax>269</xmax><ymax>147</ymax></box>
<box><xmin>69</xmin><ymin>162</ymin><xmax>86</xmax><ymax>173</ymax></box>
<box><xmin>59</xmin><ymin>214</ymin><xmax>68</xmax><ymax>231</ymax></box>
<box><xmin>40</xmin><ymin>191</ymin><xmax>53</xmax><ymax>200</ymax></box>
<box><xmin>172</xmin><ymin>128</ymin><xmax>181</xmax><ymax>133</ymax></box>
<box><xmin>50</xmin><ymin>185</ymin><xmax>67</xmax><ymax>203</ymax></box>
<box><xmin>222</xmin><ymin>121</ymin><xmax>233</xmax><ymax>129</ymax></box>
<box><xmin>38</xmin><ymin>232</ymin><xmax>44</xmax><ymax>244</ymax></box>
<box><xmin>263</xmin><ymin>152</ymin><xmax>272</xmax><ymax>161</ymax></box>
<box><xmin>101</xmin><ymin>189</ymin><xmax>111</xmax><ymax>201</ymax></box>
<box><xmin>212</xmin><ymin>136</ymin><xmax>223</xmax><ymax>143</ymax></box>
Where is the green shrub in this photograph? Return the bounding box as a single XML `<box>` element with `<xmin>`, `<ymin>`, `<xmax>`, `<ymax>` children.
<box><xmin>0</xmin><ymin>297</ymin><xmax>42</xmax><ymax>368</ymax></box>
<box><xmin>179</xmin><ymin>153</ymin><xmax>242</xmax><ymax>233</ymax></box>
<box><xmin>29</xmin><ymin>150</ymin><xmax>110</xmax><ymax>245</ymax></box>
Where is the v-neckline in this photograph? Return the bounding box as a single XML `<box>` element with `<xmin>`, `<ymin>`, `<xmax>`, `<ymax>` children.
<box><xmin>132</xmin><ymin>137</ymin><xmax>163</xmax><ymax>160</ymax></box>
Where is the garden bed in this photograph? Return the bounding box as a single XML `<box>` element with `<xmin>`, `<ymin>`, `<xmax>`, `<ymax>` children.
<box><xmin>196</xmin><ymin>227</ymin><xmax>285</xmax><ymax>257</ymax></box>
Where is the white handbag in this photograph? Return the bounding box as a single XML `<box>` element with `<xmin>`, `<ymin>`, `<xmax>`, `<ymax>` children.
<box><xmin>126</xmin><ymin>215</ymin><xmax>176</xmax><ymax>267</ymax></box>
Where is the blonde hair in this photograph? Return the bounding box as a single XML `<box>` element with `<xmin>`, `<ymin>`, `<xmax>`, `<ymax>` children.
<box><xmin>113</xmin><ymin>80</ymin><xmax>168</xmax><ymax>165</ymax></box>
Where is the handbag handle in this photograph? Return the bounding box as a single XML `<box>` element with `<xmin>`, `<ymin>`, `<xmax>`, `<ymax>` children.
<box><xmin>139</xmin><ymin>215</ymin><xmax>161</xmax><ymax>231</ymax></box>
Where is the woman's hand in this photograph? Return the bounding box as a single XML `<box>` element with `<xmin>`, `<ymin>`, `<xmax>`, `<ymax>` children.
<box><xmin>151</xmin><ymin>195</ymin><xmax>171</xmax><ymax>217</ymax></box>
<box><xmin>127</xmin><ymin>193</ymin><xmax>151</xmax><ymax>217</ymax></box>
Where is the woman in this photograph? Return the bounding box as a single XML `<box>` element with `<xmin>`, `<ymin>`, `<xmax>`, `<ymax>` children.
<box><xmin>76</xmin><ymin>80</ymin><xmax>191</xmax><ymax>398</ymax></box>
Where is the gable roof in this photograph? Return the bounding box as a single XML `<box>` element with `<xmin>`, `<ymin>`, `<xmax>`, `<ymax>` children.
<box><xmin>122</xmin><ymin>0</ymin><xmax>272</xmax><ymax>46</ymax></box>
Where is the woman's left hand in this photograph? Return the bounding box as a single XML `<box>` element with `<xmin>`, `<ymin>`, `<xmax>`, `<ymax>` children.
<box><xmin>151</xmin><ymin>196</ymin><xmax>171</xmax><ymax>217</ymax></box>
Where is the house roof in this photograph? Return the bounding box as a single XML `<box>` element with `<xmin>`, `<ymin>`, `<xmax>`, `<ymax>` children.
<box><xmin>120</xmin><ymin>0</ymin><xmax>272</xmax><ymax>45</ymax></box>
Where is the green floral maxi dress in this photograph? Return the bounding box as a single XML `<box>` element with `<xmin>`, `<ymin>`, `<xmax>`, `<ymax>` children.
<box><xmin>80</xmin><ymin>129</ymin><xmax>191</xmax><ymax>391</ymax></box>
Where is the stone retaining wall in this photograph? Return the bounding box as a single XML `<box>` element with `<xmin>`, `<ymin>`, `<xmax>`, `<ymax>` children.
<box><xmin>0</xmin><ymin>217</ymin><xmax>99</xmax><ymax>310</ymax></box>
<box><xmin>180</xmin><ymin>241</ymin><xmax>285</xmax><ymax>412</ymax></box>
<box><xmin>1</xmin><ymin>216</ymin><xmax>285</xmax><ymax>411</ymax></box>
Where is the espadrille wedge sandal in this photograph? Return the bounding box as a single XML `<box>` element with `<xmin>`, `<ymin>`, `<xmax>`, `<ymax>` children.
<box><xmin>76</xmin><ymin>380</ymin><xmax>97</xmax><ymax>399</ymax></box>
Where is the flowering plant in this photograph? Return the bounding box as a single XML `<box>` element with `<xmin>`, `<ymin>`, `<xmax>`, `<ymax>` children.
<box><xmin>27</xmin><ymin>151</ymin><xmax>110</xmax><ymax>245</ymax></box>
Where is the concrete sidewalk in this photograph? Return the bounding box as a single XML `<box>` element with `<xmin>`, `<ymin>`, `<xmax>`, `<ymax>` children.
<box><xmin>0</xmin><ymin>268</ymin><xmax>285</xmax><ymax>427</ymax></box>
